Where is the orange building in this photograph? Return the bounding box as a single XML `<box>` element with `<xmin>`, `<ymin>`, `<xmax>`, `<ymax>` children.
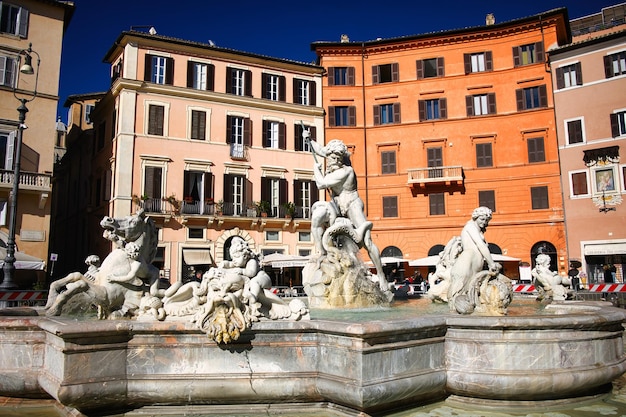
<box><xmin>312</xmin><ymin>9</ymin><xmax>572</xmax><ymax>278</ymax></box>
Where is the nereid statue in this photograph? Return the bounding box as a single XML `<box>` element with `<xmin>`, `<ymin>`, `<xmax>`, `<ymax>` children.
<box><xmin>426</xmin><ymin>207</ymin><xmax>513</xmax><ymax>315</ymax></box>
<box><xmin>45</xmin><ymin>210</ymin><xmax>308</xmax><ymax>344</ymax></box>
<box><xmin>302</xmin><ymin>130</ymin><xmax>393</xmax><ymax>308</ymax></box>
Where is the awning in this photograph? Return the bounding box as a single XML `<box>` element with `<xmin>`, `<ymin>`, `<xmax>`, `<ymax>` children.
<box><xmin>409</xmin><ymin>253</ymin><xmax>520</xmax><ymax>267</ymax></box>
<box><xmin>584</xmin><ymin>242</ymin><xmax>626</xmax><ymax>256</ymax></box>
<box><xmin>182</xmin><ymin>249</ymin><xmax>213</xmax><ymax>265</ymax></box>
<box><xmin>0</xmin><ymin>248</ymin><xmax>45</xmax><ymax>270</ymax></box>
<box><xmin>261</xmin><ymin>252</ymin><xmax>310</xmax><ymax>268</ymax></box>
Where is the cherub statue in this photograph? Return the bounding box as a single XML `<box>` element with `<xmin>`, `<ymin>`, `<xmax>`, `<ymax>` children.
<box><xmin>532</xmin><ymin>253</ymin><xmax>573</xmax><ymax>302</ymax></box>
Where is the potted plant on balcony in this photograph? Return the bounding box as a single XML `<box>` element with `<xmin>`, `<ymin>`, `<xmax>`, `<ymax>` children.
<box><xmin>162</xmin><ymin>194</ymin><xmax>180</xmax><ymax>211</ymax></box>
<box><xmin>281</xmin><ymin>201</ymin><xmax>296</xmax><ymax>219</ymax></box>
<box><xmin>256</xmin><ymin>200</ymin><xmax>270</xmax><ymax>217</ymax></box>
<box><xmin>132</xmin><ymin>193</ymin><xmax>149</xmax><ymax>207</ymax></box>
<box><xmin>215</xmin><ymin>200</ymin><xmax>224</xmax><ymax>216</ymax></box>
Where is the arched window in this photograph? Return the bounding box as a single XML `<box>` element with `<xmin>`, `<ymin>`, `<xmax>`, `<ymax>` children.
<box><xmin>381</xmin><ymin>246</ymin><xmax>403</xmax><ymax>258</ymax></box>
<box><xmin>531</xmin><ymin>241</ymin><xmax>558</xmax><ymax>272</ymax></box>
<box><xmin>428</xmin><ymin>245</ymin><xmax>445</xmax><ymax>256</ymax></box>
<box><xmin>488</xmin><ymin>243</ymin><xmax>502</xmax><ymax>254</ymax></box>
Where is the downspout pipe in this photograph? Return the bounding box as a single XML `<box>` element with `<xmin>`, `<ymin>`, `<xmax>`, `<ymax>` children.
<box><xmin>361</xmin><ymin>43</ymin><xmax>368</xmax><ymax>215</ymax></box>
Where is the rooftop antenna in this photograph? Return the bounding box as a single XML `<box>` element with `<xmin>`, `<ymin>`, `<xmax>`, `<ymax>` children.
<box><xmin>130</xmin><ymin>25</ymin><xmax>157</xmax><ymax>35</ymax></box>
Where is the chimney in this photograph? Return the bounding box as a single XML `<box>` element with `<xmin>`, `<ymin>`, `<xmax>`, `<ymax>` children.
<box><xmin>486</xmin><ymin>13</ymin><xmax>495</xmax><ymax>25</ymax></box>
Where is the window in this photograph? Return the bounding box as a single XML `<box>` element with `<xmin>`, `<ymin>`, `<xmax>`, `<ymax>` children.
<box><xmin>294</xmin><ymin>179</ymin><xmax>318</xmax><ymax>219</ymax></box>
<box><xmin>263</xmin><ymin>120</ymin><xmax>285</xmax><ymax>149</ymax></box>
<box><xmin>478</xmin><ymin>190</ymin><xmax>496</xmax><ymax>212</ymax></box>
<box><xmin>0</xmin><ymin>55</ymin><xmax>16</xmax><ymax>87</ymax></box>
<box><xmin>144</xmin><ymin>166</ymin><xmax>163</xmax><ymax>201</ymax></box>
<box><xmin>329</xmin><ymin>106</ymin><xmax>356</xmax><ymax>127</ymax></box>
<box><xmin>144</xmin><ymin>54</ymin><xmax>173</xmax><ymax>85</ymax></box>
<box><xmin>513</xmin><ymin>42</ymin><xmax>544</xmax><ymax>66</ymax></box>
<box><xmin>372</xmin><ymin>63</ymin><xmax>399</xmax><ymax>84</ymax></box>
<box><xmin>265</xmin><ymin>231</ymin><xmax>280</xmax><ymax>241</ymax></box>
<box><xmin>610</xmin><ymin>110</ymin><xmax>626</xmax><ymax>137</ymax></box>
<box><xmin>570</xmin><ymin>171</ymin><xmax>589</xmax><ymax>197</ymax></box>
<box><xmin>85</xmin><ymin>104</ymin><xmax>95</xmax><ymax>124</ymax></box>
<box><xmin>295</xmin><ymin>125</ymin><xmax>316</xmax><ymax>152</ymax></box>
<box><xmin>381</xmin><ymin>151</ymin><xmax>396</xmax><ymax>174</ymax></box>
<box><xmin>111</xmin><ymin>60</ymin><xmax>122</xmax><ymax>83</ymax></box>
<box><xmin>0</xmin><ymin>130</ymin><xmax>15</xmax><ymax>170</ymax></box>
<box><xmin>417</xmin><ymin>57</ymin><xmax>444</xmax><ymax>79</ymax></box>
<box><xmin>531</xmin><ymin>186</ymin><xmax>549</xmax><ymax>210</ymax></box>
<box><xmin>527</xmin><ymin>137</ymin><xmax>545</xmax><ymax>163</ymax></box>
<box><xmin>466</xmin><ymin>93</ymin><xmax>496</xmax><ymax>116</ymax></box>
<box><xmin>190</xmin><ymin>110</ymin><xmax>206</xmax><ymax>140</ymax></box>
<box><xmin>328</xmin><ymin>67</ymin><xmax>355</xmax><ymax>86</ymax></box>
<box><xmin>226</xmin><ymin>67</ymin><xmax>252</xmax><ymax>96</ymax></box>
<box><xmin>293</xmin><ymin>79</ymin><xmax>316</xmax><ymax>105</ymax></box>
<box><xmin>148</xmin><ymin>105</ymin><xmax>165</xmax><ymax>136</ymax></box>
<box><xmin>183</xmin><ymin>171</ymin><xmax>213</xmax><ymax>214</ymax></box>
<box><xmin>419</xmin><ymin>98</ymin><xmax>447</xmax><ymax>121</ymax></box>
<box><xmin>374</xmin><ymin>103</ymin><xmax>400</xmax><ymax>125</ymax></box>
<box><xmin>604</xmin><ymin>51</ymin><xmax>626</xmax><ymax>78</ymax></box>
<box><xmin>427</xmin><ymin>147</ymin><xmax>443</xmax><ymax>178</ymax></box>
<box><xmin>464</xmin><ymin>52</ymin><xmax>492</xmax><ymax>73</ymax></box>
<box><xmin>382</xmin><ymin>196</ymin><xmax>398</xmax><ymax>217</ymax></box>
<box><xmin>261</xmin><ymin>177</ymin><xmax>287</xmax><ymax>217</ymax></box>
<box><xmin>187</xmin><ymin>228</ymin><xmax>204</xmax><ymax>239</ymax></box>
<box><xmin>262</xmin><ymin>73</ymin><xmax>286</xmax><ymax>101</ymax></box>
<box><xmin>223</xmin><ymin>173</ymin><xmax>250</xmax><ymax>215</ymax></box>
<box><xmin>476</xmin><ymin>143</ymin><xmax>493</xmax><ymax>168</ymax></box>
<box><xmin>0</xmin><ymin>3</ymin><xmax>28</xmax><ymax>37</ymax></box>
<box><xmin>516</xmin><ymin>85</ymin><xmax>547</xmax><ymax>111</ymax></box>
<box><xmin>556</xmin><ymin>63</ymin><xmax>582</xmax><ymax>89</ymax></box>
<box><xmin>226</xmin><ymin>116</ymin><xmax>251</xmax><ymax>158</ymax></box>
<box><xmin>187</xmin><ymin>61</ymin><xmax>214</xmax><ymax>91</ymax></box>
<box><xmin>566</xmin><ymin>119</ymin><xmax>584</xmax><ymax>144</ymax></box>
<box><xmin>429</xmin><ymin>193</ymin><xmax>445</xmax><ymax>215</ymax></box>
<box><xmin>298</xmin><ymin>232</ymin><xmax>311</xmax><ymax>242</ymax></box>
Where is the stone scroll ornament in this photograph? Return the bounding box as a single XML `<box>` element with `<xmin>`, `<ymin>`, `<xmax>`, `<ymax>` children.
<box><xmin>45</xmin><ymin>210</ymin><xmax>308</xmax><ymax>344</ymax></box>
<box><xmin>299</xmin><ymin>124</ymin><xmax>393</xmax><ymax>308</ymax></box>
<box><xmin>426</xmin><ymin>207</ymin><xmax>513</xmax><ymax>315</ymax></box>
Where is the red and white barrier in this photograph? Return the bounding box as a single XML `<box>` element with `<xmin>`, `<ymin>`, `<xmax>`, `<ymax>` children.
<box><xmin>0</xmin><ymin>290</ymin><xmax>46</xmax><ymax>302</ymax></box>
<box><xmin>513</xmin><ymin>284</ymin><xmax>535</xmax><ymax>292</ymax></box>
<box><xmin>588</xmin><ymin>284</ymin><xmax>626</xmax><ymax>293</ymax></box>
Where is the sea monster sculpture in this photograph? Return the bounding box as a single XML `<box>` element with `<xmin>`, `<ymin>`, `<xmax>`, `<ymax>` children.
<box><xmin>426</xmin><ymin>207</ymin><xmax>513</xmax><ymax>315</ymax></box>
<box><xmin>162</xmin><ymin>236</ymin><xmax>308</xmax><ymax>343</ymax></box>
<box><xmin>45</xmin><ymin>209</ymin><xmax>160</xmax><ymax>319</ymax></box>
<box><xmin>300</xmin><ymin>127</ymin><xmax>393</xmax><ymax>308</ymax></box>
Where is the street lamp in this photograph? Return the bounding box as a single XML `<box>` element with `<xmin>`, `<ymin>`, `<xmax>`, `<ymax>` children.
<box><xmin>0</xmin><ymin>43</ymin><xmax>39</xmax><ymax>290</ymax></box>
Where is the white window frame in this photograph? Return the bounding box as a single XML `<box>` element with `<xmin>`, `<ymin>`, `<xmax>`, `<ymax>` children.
<box><xmin>0</xmin><ymin>128</ymin><xmax>15</xmax><ymax>170</ymax></box>
<box><xmin>144</xmin><ymin>100</ymin><xmax>170</xmax><ymax>137</ymax></box>
<box><xmin>564</xmin><ymin>117</ymin><xmax>586</xmax><ymax>146</ymax></box>
<box><xmin>298</xmin><ymin>79</ymin><xmax>309</xmax><ymax>105</ymax></box>
<box><xmin>608</xmin><ymin>51</ymin><xmax>626</xmax><ymax>77</ymax></box>
<box><xmin>268</xmin><ymin>120</ymin><xmax>279</xmax><ymax>148</ymax></box>
<box><xmin>193</xmin><ymin>62</ymin><xmax>207</xmax><ymax>90</ymax></box>
<box><xmin>268</xmin><ymin>74</ymin><xmax>279</xmax><ymax>101</ymax></box>
<box><xmin>0</xmin><ymin>55</ymin><xmax>16</xmax><ymax>87</ymax></box>
<box><xmin>0</xmin><ymin>3</ymin><xmax>28</xmax><ymax>37</ymax></box>
<box><xmin>562</xmin><ymin>63</ymin><xmax>579</xmax><ymax>88</ymax></box>
<box><xmin>569</xmin><ymin>169</ymin><xmax>590</xmax><ymax>198</ymax></box>
<box><xmin>151</xmin><ymin>56</ymin><xmax>167</xmax><ymax>84</ymax></box>
<box><xmin>233</xmin><ymin>69</ymin><xmax>246</xmax><ymax>96</ymax></box>
<box><xmin>232</xmin><ymin>174</ymin><xmax>244</xmax><ymax>215</ymax></box>
<box><xmin>265</xmin><ymin>230</ymin><xmax>281</xmax><ymax>242</ymax></box>
<box><xmin>85</xmin><ymin>104</ymin><xmax>95</xmax><ymax>125</ymax></box>
<box><xmin>473</xmin><ymin>94</ymin><xmax>488</xmax><ymax>116</ymax></box>
<box><xmin>470</xmin><ymin>53</ymin><xmax>485</xmax><ymax>72</ymax></box>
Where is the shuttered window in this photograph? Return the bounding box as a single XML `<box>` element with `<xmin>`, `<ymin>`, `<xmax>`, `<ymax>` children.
<box><xmin>191</xmin><ymin>110</ymin><xmax>206</xmax><ymax>140</ymax></box>
<box><xmin>148</xmin><ymin>105</ymin><xmax>164</xmax><ymax>136</ymax></box>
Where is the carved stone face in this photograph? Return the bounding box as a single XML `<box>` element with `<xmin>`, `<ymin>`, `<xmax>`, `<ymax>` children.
<box><xmin>100</xmin><ymin>211</ymin><xmax>146</xmax><ymax>243</ymax></box>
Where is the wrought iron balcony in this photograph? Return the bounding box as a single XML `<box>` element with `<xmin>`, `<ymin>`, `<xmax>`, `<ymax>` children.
<box><xmin>407</xmin><ymin>166</ymin><xmax>464</xmax><ymax>186</ymax></box>
<box><xmin>0</xmin><ymin>170</ymin><xmax>51</xmax><ymax>193</ymax></box>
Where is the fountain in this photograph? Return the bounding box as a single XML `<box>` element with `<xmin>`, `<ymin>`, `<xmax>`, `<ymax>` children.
<box><xmin>1</xmin><ymin>137</ymin><xmax>625</xmax><ymax>416</ymax></box>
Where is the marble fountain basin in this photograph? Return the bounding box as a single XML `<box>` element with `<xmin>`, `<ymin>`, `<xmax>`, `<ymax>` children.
<box><xmin>0</xmin><ymin>300</ymin><xmax>625</xmax><ymax>416</ymax></box>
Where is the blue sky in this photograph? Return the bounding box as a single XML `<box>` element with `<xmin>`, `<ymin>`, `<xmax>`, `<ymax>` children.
<box><xmin>57</xmin><ymin>0</ymin><xmax>618</xmax><ymax>122</ymax></box>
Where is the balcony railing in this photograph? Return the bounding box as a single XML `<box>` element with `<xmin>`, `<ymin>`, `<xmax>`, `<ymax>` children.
<box><xmin>0</xmin><ymin>170</ymin><xmax>51</xmax><ymax>192</ymax></box>
<box><xmin>407</xmin><ymin>166</ymin><xmax>464</xmax><ymax>185</ymax></box>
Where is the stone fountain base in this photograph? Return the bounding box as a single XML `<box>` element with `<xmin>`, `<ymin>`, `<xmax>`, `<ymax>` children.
<box><xmin>1</xmin><ymin>302</ymin><xmax>625</xmax><ymax>416</ymax></box>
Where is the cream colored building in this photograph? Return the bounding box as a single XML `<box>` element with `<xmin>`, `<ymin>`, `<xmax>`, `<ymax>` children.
<box><xmin>0</xmin><ymin>0</ymin><xmax>74</xmax><ymax>287</ymax></box>
<box><xmin>85</xmin><ymin>30</ymin><xmax>324</xmax><ymax>285</ymax></box>
<box><xmin>550</xmin><ymin>5</ymin><xmax>626</xmax><ymax>284</ymax></box>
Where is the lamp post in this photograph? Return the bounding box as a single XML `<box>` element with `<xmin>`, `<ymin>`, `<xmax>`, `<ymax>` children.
<box><xmin>0</xmin><ymin>43</ymin><xmax>39</xmax><ymax>290</ymax></box>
